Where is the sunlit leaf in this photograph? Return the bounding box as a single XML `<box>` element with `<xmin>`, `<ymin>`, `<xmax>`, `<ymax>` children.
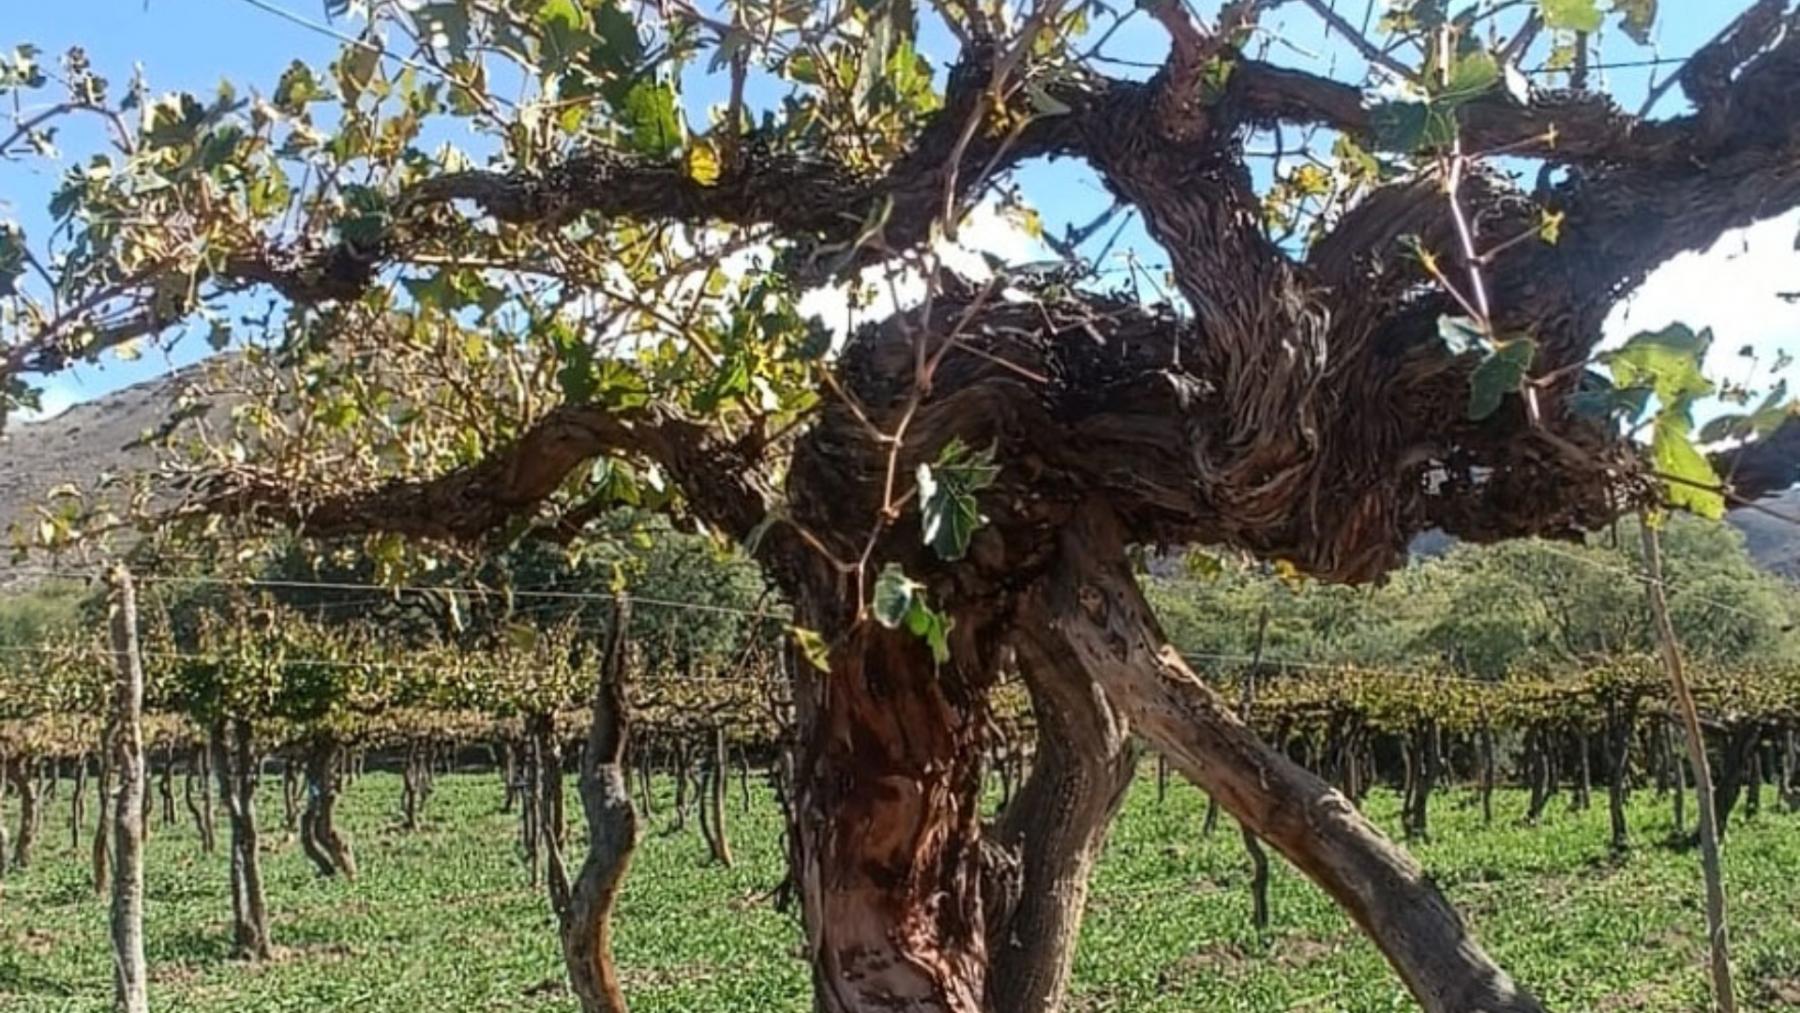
<box><xmin>1438</xmin><ymin>315</ymin><xmax>1486</xmax><ymax>356</ymax></box>
<box><xmin>620</xmin><ymin>79</ymin><xmax>682</xmax><ymax>158</ymax></box>
<box><xmin>1605</xmin><ymin>324</ymin><xmax>1713</xmax><ymax>409</ymax></box>
<box><xmin>917</xmin><ymin>438</ymin><xmax>999</xmax><ymax>561</ymax></box>
<box><xmin>685</xmin><ymin>139</ymin><xmax>722</xmax><ymax>185</ymax></box>
<box><xmin>1539</xmin><ymin>0</ymin><xmax>1603</xmax><ymax>33</ymax></box>
<box><xmin>871</xmin><ymin>563</ymin><xmax>921</xmax><ymax>629</ymax></box>
<box><xmin>1651</xmin><ymin>415</ymin><xmax>1724</xmax><ymax>519</ymax></box>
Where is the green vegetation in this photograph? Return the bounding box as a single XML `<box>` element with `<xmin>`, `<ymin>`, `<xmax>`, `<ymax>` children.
<box><xmin>1151</xmin><ymin>515</ymin><xmax>1800</xmax><ymax>677</ymax></box>
<box><xmin>3</xmin><ymin>771</ymin><xmax>1797</xmax><ymax>1012</ymax></box>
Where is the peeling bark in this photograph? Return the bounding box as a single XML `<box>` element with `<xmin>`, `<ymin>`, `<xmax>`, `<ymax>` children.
<box><xmin>793</xmin><ymin>618</ymin><xmax>995</xmax><ymax>1013</ymax></box>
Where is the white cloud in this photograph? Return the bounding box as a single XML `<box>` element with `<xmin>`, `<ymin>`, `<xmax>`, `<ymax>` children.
<box><xmin>1603</xmin><ymin>210</ymin><xmax>1800</xmax><ymax>389</ymax></box>
<box><xmin>797</xmin><ymin>202</ymin><xmax>1052</xmax><ymax>340</ymax></box>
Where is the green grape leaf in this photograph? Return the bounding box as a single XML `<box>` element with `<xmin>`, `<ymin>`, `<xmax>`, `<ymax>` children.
<box><xmin>1651</xmin><ymin>414</ymin><xmax>1725</xmax><ymax>519</ymax></box>
<box><xmin>335</xmin><ymin>185</ymin><xmax>389</xmax><ymax>247</ymax></box>
<box><xmin>1467</xmin><ymin>337</ymin><xmax>1537</xmax><ymax>421</ymax></box>
<box><xmin>411</xmin><ymin>4</ymin><xmax>474</xmax><ymax>56</ymax></box>
<box><xmin>1540</xmin><ymin>0</ymin><xmax>1603</xmax><ymax>32</ymax></box>
<box><xmin>904</xmin><ymin>597</ymin><xmax>952</xmax><ymax>664</ymax></box>
<box><xmin>917</xmin><ymin>438</ymin><xmax>999</xmax><ymax>561</ymax></box>
<box><xmin>1369</xmin><ymin>100</ymin><xmax>1458</xmax><ymax>153</ymax></box>
<box><xmin>273</xmin><ymin>61</ymin><xmax>325</xmax><ymax>115</ymax></box>
<box><xmin>1440</xmin><ymin>51</ymin><xmax>1500</xmax><ymax>107</ymax></box>
<box><xmin>1570</xmin><ymin>370</ymin><xmax>1651</xmax><ymax>425</ymax></box>
<box><xmin>1697</xmin><ymin>380</ymin><xmax>1791</xmax><ymax>443</ymax></box>
<box><xmin>620</xmin><ymin>79</ymin><xmax>682</xmax><ymax>158</ymax></box>
<box><xmin>538</xmin><ymin>0</ymin><xmax>586</xmax><ymax>31</ymax></box>
<box><xmin>335</xmin><ymin>39</ymin><xmax>382</xmax><ymax>105</ymax></box>
<box><xmin>871</xmin><ymin>563</ymin><xmax>922</xmax><ymax>629</ymax></box>
<box><xmin>1604</xmin><ymin>324</ymin><xmax>1713</xmax><ymax>409</ymax></box>
<box><xmin>0</xmin><ymin>222</ymin><xmax>24</xmax><ymax>296</ymax></box>
<box><xmin>870</xmin><ymin>563</ymin><xmax>951</xmax><ymax>662</ymax></box>
<box><xmin>1184</xmin><ymin>549</ymin><xmax>1225</xmax><ymax>580</ymax></box>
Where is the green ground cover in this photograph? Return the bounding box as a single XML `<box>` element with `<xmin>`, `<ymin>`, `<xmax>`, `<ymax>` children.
<box><xmin>2</xmin><ymin>769</ymin><xmax>1797</xmax><ymax>1011</ymax></box>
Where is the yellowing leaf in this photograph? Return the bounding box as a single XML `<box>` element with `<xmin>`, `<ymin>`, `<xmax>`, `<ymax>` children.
<box><xmin>1271</xmin><ymin>558</ymin><xmax>1307</xmax><ymax>590</ymax></box>
<box><xmin>1538</xmin><ymin>209</ymin><xmax>1564</xmax><ymax>245</ymax></box>
<box><xmin>1018</xmin><ymin>208</ymin><xmax>1043</xmax><ymax>239</ymax></box>
<box><xmin>685</xmin><ymin>140</ymin><xmax>722</xmax><ymax>186</ymax></box>
<box><xmin>790</xmin><ymin>625</ymin><xmax>832</xmax><ymax>672</ymax></box>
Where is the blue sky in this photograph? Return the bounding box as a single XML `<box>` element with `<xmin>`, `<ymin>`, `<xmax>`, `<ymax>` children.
<box><xmin>4</xmin><ymin>1</ymin><xmax>1796</xmax><ymax>419</ymax></box>
<box><xmin>3</xmin><ymin>0</ymin><xmax>338</xmax><ymax>415</ymax></box>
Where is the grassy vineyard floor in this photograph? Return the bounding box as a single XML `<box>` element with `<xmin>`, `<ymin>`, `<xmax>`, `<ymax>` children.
<box><xmin>3</xmin><ymin>769</ymin><xmax>1798</xmax><ymax>1011</ymax></box>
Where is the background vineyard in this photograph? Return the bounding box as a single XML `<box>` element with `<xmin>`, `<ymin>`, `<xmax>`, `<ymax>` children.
<box><xmin>4</xmin><ymin>510</ymin><xmax>1800</xmax><ymax>1009</ymax></box>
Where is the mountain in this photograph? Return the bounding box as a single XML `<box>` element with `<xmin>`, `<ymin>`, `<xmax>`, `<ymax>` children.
<box><xmin>1724</xmin><ymin>487</ymin><xmax>1800</xmax><ymax>578</ymax></box>
<box><xmin>3</xmin><ymin>365</ymin><xmax>1798</xmax><ymax>579</ymax></box>
<box><xmin>0</xmin><ymin>360</ymin><xmax>227</xmax><ymax>572</ymax></box>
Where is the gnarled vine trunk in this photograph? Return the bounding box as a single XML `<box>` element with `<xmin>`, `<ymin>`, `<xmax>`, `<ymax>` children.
<box><xmin>1042</xmin><ymin>503</ymin><xmax>1544</xmax><ymax>1013</ymax></box>
<box><xmin>558</xmin><ymin>595</ymin><xmax>636</xmax><ymax>1013</ymax></box>
<box><xmin>92</xmin><ymin>738</ymin><xmax>111</xmax><ymax>896</ymax></box>
<box><xmin>984</xmin><ymin>595</ymin><xmax>1136</xmax><ymax>1013</ymax></box>
<box><xmin>0</xmin><ymin>748</ymin><xmax>10</xmax><ymax>878</ymax></box>
<box><xmin>791</xmin><ymin>615</ymin><xmax>997</xmax><ymax>1013</ymax></box>
<box><xmin>401</xmin><ymin>738</ymin><xmax>433</xmax><ymax>831</ymax></box>
<box><xmin>169</xmin><ymin>10</ymin><xmax>1800</xmax><ymax>1010</ymax></box>
<box><xmin>211</xmin><ymin>718</ymin><xmax>272</xmax><ymax>961</ymax></box>
<box><xmin>1606</xmin><ymin>696</ymin><xmax>1638</xmax><ymax>854</ymax></box>
<box><xmin>700</xmin><ymin>724</ymin><xmax>733</xmax><ymax>868</ymax></box>
<box><xmin>6</xmin><ymin>756</ymin><xmax>37</xmax><ymax>870</ymax></box>
<box><xmin>71</xmin><ymin>754</ymin><xmax>85</xmax><ymax>850</ymax></box>
<box><xmin>532</xmin><ymin>711</ymin><xmax>573</xmax><ymax>918</ymax></box>
<box><xmin>185</xmin><ymin>744</ymin><xmax>216</xmax><ymax>854</ymax></box>
<box><xmin>299</xmin><ymin>734</ymin><xmax>356</xmax><ymax>880</ymax></box>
